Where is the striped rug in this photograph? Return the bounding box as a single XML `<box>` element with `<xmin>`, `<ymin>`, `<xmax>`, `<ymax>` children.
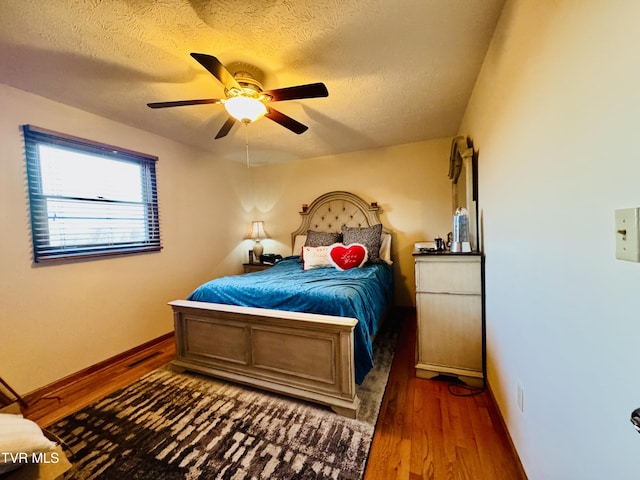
<box><xmin>49</xmin><ymin>318</ymin><xmax>400</xmax><ymax>479</ymax></box>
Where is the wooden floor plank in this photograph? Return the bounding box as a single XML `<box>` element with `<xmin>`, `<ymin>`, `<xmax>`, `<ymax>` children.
<box><xmin>365</xmin><ymin>308</ymin><xmax>414</xmax><ymax>480</ymax></box>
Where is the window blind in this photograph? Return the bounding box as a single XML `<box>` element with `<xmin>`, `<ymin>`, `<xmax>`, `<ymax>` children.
<box><xmin>23</xmin><ymin>125</ymin><xmax>161</xmax><ymax>262</ymax></box>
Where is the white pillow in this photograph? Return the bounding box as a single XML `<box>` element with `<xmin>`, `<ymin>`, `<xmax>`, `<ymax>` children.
<box><xmin>0</xmin><ymin>414</ymin><xmax>56</xmax><ymax>474</ymax></box>
<box><xmin>380</xmin><ymin>233</ymin><xmax>392</xmax><ymax>265</ymax></box>
<box><xmin>302</xmin><ymin>245</ymin><xmax>333</xmax><ymax>270</ymax></box>
<box><xmin>292</xmin><ymin>234</ymin><xmax>307</xmax><ymax>256</ymax></box>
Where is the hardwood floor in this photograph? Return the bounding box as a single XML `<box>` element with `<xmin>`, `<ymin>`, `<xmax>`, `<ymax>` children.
<box><xmin>364</xmin><ymin>312</ymin><xmax>526</xmax><ymax>479</ymax></box>
<box><xmin>21</xmin><ymin>312</ymin><xmax>525</xmax><ymax>480</ymax></box>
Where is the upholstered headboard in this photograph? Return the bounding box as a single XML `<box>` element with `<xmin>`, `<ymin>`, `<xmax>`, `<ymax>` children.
<box><xmin>291</xmin><ymin>191</ymin><xmax>391</xmax><ymax>248</ymax></box>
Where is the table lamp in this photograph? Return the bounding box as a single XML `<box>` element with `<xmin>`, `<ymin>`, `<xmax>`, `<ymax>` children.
<box><xmin>250</xmin><ymin>221</ymin><xmax>270</xmax><ymax>259</ymax></box>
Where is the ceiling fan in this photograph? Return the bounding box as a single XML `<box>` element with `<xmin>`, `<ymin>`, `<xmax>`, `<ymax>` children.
<box><xmin>147</xmin><ymin>53</ymin><xmax>329</xmax><ymax>139</ymax></box>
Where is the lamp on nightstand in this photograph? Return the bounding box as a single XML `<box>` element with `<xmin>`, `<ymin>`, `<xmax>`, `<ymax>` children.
<box><xmin>250</xmin><ymin>221</ymin><xmax>270</xmax><ymax>259</ymax></box>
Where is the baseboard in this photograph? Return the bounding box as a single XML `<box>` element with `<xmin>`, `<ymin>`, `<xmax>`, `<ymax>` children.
<box><xmin>486</xmin><ymin>381</ymin><xmax>529</xmax><ymax>479</ymax></box>
<box><xmin>23</xmin><ymin>332</ymin><xmax>174</xmax><ymax>405</ymax></box>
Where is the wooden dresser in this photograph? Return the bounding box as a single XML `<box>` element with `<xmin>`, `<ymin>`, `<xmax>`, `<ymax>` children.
<box><xmin>413</xmin><ymin>252</ymin><xmax>484</xmax><ymax>386</ymax></box>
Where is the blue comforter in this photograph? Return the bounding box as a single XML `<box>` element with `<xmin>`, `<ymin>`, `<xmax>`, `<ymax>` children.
<box><xmin>187</xmin><ymin>256</ymin><xmax>394</xmax><ymax>383</ymax></box>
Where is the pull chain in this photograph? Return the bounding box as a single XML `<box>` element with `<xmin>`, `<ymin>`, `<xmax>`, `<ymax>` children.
<box><xmin>244</xmin><ymin>121</ymin><xmax>250</xmax><ymax>168</ymax></box>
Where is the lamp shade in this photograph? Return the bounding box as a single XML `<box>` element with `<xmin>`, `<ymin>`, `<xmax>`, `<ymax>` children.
<box><xmin>224</xmin><ymin>96</ymin><xmax>267</xmax><ymax>122</ymax></box>
<box><xmin>250</xmin><ymin>221</ymin><xmax>270</xmax><ymax>240</ymax></box>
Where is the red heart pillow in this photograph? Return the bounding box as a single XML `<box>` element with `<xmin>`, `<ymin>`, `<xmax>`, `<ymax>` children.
<box><xmin>328</xmin><ymin>243</ymin><xmax>368</xmax><ymax>271</ymax></box>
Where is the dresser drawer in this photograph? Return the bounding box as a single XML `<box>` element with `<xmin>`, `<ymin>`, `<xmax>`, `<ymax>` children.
<box><xmin>415</xmin><ymin>257</ymin><xmax>481</xmax><ymax>294</ymax></box>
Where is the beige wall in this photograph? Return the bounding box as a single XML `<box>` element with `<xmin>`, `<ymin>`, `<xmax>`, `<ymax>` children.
<box><xmin>245</xmin><ymin>139</ymin><xmax>453</xmax><ymax>306</ymax></box>
<box><xmin>459</xmin><ymin>1</ymin><xmax>640</xmax><ymax>478</ymax></box>
<box><xmin>0</xmin><ymin>84</ymin><xmax>248</xmax><ymax>394</ymax></box>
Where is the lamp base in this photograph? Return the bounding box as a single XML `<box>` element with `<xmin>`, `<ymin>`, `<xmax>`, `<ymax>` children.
<box><xmin>253</xmin><ymin>241</ymin><xmax>264</xmax><ymax>259</ymax></box>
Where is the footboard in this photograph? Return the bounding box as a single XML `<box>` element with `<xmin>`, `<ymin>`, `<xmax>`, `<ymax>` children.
<box><xmin>169</xmin><ymin>300</ymin><xmax>360</xmax><ymax>418</ymax></box>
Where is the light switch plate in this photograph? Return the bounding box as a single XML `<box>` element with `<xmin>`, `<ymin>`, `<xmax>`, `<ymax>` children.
<box><xmin>615</xmin><ymin>208</ymin><xmax>640</xmax><ymax>262</ymax></box>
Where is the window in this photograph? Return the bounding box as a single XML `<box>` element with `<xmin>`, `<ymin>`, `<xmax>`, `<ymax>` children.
<box><xmin>23</xmin><ymin>125</ymin><xmax>161</xmax><ymax>262</ymax></box>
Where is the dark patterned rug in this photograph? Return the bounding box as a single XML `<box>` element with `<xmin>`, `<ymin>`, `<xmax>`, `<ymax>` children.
<box><xmin>49</xmin><ymin>317</ymin><xmax>400</xmax><ymax>479</ymax></box>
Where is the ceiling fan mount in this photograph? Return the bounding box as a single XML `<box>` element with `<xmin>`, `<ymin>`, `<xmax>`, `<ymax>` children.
<box><xmin>147</xmin><ymin>53</ymin><xmax>328</xmax><ymax>139</ymax></box>
<box><xmin>224</xmin><ymin>70</ymin><xmax>271</xmax><ymax>110</ymax></box>
<box><xmin>227</xmin><ymin>71</ymin><xmax>264</xmax><ymax>97</ymax></box>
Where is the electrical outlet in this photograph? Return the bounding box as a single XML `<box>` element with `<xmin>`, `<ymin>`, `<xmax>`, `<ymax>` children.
<box><xmin>516</xmin><ymin>383</ymin><xmax>524</xmax><ymax>413</ymax></box>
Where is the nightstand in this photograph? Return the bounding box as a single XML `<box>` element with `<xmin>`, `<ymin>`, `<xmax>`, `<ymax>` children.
<box><xmin>243</xmin><ymin>262</ymin><xmax>272</xmax><ymax>273</ymax></box>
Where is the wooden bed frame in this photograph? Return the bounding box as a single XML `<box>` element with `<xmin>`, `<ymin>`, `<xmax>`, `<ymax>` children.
<box><xmin>169</xmin><ymin>191</ymin><xmax>392</xmax><ymax>418</ymax></box>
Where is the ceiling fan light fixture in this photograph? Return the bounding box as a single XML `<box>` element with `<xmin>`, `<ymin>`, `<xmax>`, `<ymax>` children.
<box><xmin>224</xmin><ymin>96</ymin><xmax>267</xmax><ymax>123</ymax></box>
<box><xmin>148</xmin><ymin>54</ymin><xmax>327</xmax><ymax>138</ymax></box>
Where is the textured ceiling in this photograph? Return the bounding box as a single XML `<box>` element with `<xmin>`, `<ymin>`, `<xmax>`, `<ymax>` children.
<box><xmin>0</xmin><ymin>0</ymin><xmax>504</xmax><ymax>165</ymax></box>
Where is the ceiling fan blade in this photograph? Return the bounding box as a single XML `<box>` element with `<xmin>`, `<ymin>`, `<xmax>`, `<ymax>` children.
<box><xmin>215</xmin><ymin>116</ymin><xmax>237</xmax><ymax>139</ymax></box>
<box><xmin>265</xmin><ymin>107</ymin><xmax>308</xmax><ymax>134</ymax></box>
<box><xmin>147</xmin><ymin>99</ymin><xmax>222</xmax><ymax>109</ymax></box>
<box><xmin>190</xmin><ymin>53</ymin><xmax>241</xmax><ymax>91</ymax></box>
<box><xmin>263</xmin><ymin>82</ymin><xmax>328</xmax><ymax>102</ymax></box>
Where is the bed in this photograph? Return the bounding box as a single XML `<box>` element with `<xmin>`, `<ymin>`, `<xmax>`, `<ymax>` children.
<box><xmin>169</xmin><ymin>191</ymin><xmax>394</xmax><ymax>418</ymax></box>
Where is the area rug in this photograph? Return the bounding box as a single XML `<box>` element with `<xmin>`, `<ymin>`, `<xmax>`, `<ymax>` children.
<box><xmin>48</xmin><ymin>318</ymin><xmax>400</xmax><ymax>480</ymax></box>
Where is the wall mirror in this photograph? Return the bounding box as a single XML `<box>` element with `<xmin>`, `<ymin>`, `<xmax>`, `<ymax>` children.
<box><xmin>449</xmin><ymin>136</ymin><xmax>478</xmax><ymax>251</ymax></box>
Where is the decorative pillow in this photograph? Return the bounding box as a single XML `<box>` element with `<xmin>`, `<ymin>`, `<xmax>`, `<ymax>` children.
<box><xmin>302</xmin><ymin>245</ymin><xmax>333</xmax><ymax>270</ymax></box>
<box><xmin>292</xmin><ymin>235</ymin><xmax>307</xmax><ymax>258</ymax></box>
<box><xmin>0</xmin><ymin>413</ymin><xmax>56</xmax><ymax>475</ymax></box>
<box><xmin>328</xmin><ymin>243</ymin><xmax>368</xmax><ymax>271</ymax></box>
<box><xmin>342</xmin><ymin>224</ymin><xmax>383</xmax><ymax>263</ymax></box>
<box><xmin>380</xmin><ymin>233</ymin><xmax>393</xmax><ymax>265</ymax></box>
<box><xmin>304</xmin><ymin>230</ymin><xmax>342</xmax><ymax>247</ymax></box>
